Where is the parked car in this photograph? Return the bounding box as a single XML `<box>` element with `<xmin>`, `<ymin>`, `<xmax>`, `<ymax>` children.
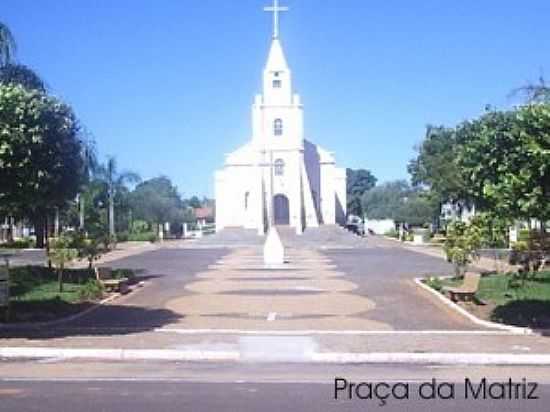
<box><xmin>346</xmin><ymin>216</ymin><xmax>365</xmax><ymax>236</ymax></box>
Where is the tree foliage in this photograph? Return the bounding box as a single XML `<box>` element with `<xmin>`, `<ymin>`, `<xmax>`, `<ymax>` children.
<box><xmin>456</xmin><ymin>106</ymin><xmax>550</xmax><ymax>224</ymax></box>
<box><xmin>362</xmin><ymin>180</ymin><xmax>411</xmax><ymax>221</ymax></box>
<box><xmin>48</xmin><ymin>232</ymin><xmax>78</xmax><ymax>293</ymax></box>
<box><xmin>443</xmin><ymin>220</ymin><xmax>482</xmax><ymax>276</ymax></box>
<box><xmin>0</xmin><ymin>63</ymin><xmax>46</xmax><ymax>92</ymax></box>
<box><xmin>93</xmin><ymin>156</ymin><xmax>140</xmax><ymax>238</ymax></box>
<box><xmin>394</xmin><ymin>192</ymin><xmax>440</xmax><ymax>227</ymax></box>
<box><xmin>408</xmin><ymin>125</ymin><xmax>467</xmax><ymax>205</ymax></box>
<box><xmin>0</xmin><ymin>84</ymin><xmax>87</xmax><ymax>245</ymax></box>
<box><xmin>512</xmin><ymin>76</ymin><xmax>550</xmax><ymax>104</ymax></box>
<box><xmin>130</xmin><ymin>176</ymin><xmax>183</xmax><ymax>226</ymax></box>
<box><xmin>346</xmin><ymin>168</ymin><xmax>377</xmax><ymax>217</ymax></box>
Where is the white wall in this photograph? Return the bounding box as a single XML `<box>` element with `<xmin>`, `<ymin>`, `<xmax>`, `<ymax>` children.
<box><xmin>365</xmin><ymin>219</ymin><xmax>396</xmax><ymax>235</ymax></box>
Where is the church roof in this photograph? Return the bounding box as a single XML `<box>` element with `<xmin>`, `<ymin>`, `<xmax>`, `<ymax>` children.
<box><xmin>265</xmin><ymin>39</ymin><xmax>289</xmax><ymax>71</ymax></box>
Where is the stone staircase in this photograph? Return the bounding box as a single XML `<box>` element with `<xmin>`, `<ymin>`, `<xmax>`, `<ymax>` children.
<box><xmin>275</xmin><ymin>225</ymin><xmax>369</xmax><ymax>249</ymax></box>
<box><xmin>188</xmin><ymin>225</ymin><xmax>372</xmax><ymax>249</ymax></box>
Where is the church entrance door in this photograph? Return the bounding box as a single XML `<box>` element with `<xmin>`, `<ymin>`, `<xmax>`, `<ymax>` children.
<box><xmin>273</xmin><ymin>194</ymin><xmax>290</xmax><ymax>225</ymax></box>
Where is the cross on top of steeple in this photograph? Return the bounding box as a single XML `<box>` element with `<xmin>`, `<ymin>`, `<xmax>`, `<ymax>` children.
<box><xmin>263</xmin><ymin>0</ymin><xmax>289</xmax><ymax>39</ymax></box>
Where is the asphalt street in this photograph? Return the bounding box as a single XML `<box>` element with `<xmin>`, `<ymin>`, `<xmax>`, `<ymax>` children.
<box><xmin>1</xmin><ymin>380</ymin><xmax>548</xmax><ymax>411</ymax></box>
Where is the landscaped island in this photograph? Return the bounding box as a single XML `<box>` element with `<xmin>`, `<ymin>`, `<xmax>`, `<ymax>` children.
<box><xmin>3</xmin><ymin>265</ymin><xmax>135</xmax><ymax>323</ymax></box>
<box><xmin>425</xmin><ymin>270</ymin><xmax>550</xmax><ymax>329</ymax></box>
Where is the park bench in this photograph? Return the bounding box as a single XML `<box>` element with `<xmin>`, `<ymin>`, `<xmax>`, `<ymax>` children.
<box><xmin>94</xmin><ymin>266</ymin><xmax>129</xmax><ymax>294</ymax></box>
<box><xmin>443</xmin><ymin>272</ymin><xmax>481</xmax><ymax>302</ymax></box>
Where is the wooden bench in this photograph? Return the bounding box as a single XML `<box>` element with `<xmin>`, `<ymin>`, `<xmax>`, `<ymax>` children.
<box><xmin>443</xmin><ymin>272</ymin><xmax>481</xmax><ymax>302</ymax></box>
<box><xmin>94</xmin><ymin>267</ymin><xmax>129</xmax><ymax>294</ymax></box>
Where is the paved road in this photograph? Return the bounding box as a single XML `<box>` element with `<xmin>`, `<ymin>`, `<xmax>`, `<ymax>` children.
<box><xmin>1</xmin><ymin>350</ymin><xmax>549</xmax><ymax>411</ymax></box>
<box><xmin>0</xmin><ymin>249</ymin><xmax>45</xmax><ymax>267</ymax></box>
<box><xmin>0</xmin><ymin>380</ymin><xmax>548</xmax><ymax>411</ymax></box>
<box><xmin>1</xmin><ymin>227</ymin><xmax>484</xmax><ymax>340</ymax></box>
<box><xmin>324</xmin><ymin>246</ymin><xmax>473</xmax><ymax>330</ymax></box>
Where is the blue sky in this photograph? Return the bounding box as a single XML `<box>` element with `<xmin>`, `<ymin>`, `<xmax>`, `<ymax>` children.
<box><xmin>3</xmin><ymin>0</ymin><xmax>550</xmax><ymax>197</ymax></box>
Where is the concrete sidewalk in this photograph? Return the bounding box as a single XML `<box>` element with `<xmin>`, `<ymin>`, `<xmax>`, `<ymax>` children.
<box><xmin>0</xmin><ymin>327</ymin><xmax>550</xmax><ymax>357</ymax></box>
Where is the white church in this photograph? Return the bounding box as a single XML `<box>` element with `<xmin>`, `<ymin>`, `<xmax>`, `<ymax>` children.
<box><xmin>215</xmin><ymin>1</ymin><xmax>346</xmax><ymax>235</ymax></box>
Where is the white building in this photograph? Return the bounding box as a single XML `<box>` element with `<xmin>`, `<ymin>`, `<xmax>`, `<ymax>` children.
<box><xmin>215</xmin><ymin>2</ymin><xmax>346</xmax><ymax>235</ymax></box>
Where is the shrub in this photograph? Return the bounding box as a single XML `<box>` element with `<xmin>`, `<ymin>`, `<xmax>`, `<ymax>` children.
<box><xmin>424</xmin><ymin>277</ymin><xmax>444</xmax><ymax>292</ymax></box>
<box><xmin>71</xmin><ymin>233</ymin><xmax>105</xmax><ymax>270</ymax></box>
<box><xmin>0</xmin><ymin>237</ymin><xmax>35</xmax><ymax>249</ymax></box>
<box><xmin>127</xmin><ymin>231</ymin><xmax>157</xmax><ymax>242</ymax></box>
<box><xmin>116</xmin><ymin>232</ymin><xmax>129</xmax><ymax>242</ymax></box>
<box><xmin>509</xmin><ymin>230</ymin><xmax>549</xmax><ymax>284</ymax></box>
<box><xmin>78</xmin><ymin>279</ymin><xmax>104</xmax><ymax>301</ymax></box>
<box><xmin>443</xmin><ymin>221</ymin><xmax>482</xmax><ymax>277</ymax></box>
<box><xmin>384</xmin><ymin>228</ymin><xmax>398</xmax><ymax>238</ymax></box>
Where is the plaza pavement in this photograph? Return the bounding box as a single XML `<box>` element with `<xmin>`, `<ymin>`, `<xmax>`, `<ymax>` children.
<box><xmin>1</xmin><ymin>226</ymin><xmax>549</xmax><ymax>360</ymax></box>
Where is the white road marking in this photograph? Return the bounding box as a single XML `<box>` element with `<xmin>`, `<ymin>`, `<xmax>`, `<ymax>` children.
<box><xmin>2</xmin><ymin>347</ymin><xmax>550</xmax><ymax>365</ymax></box>
<box><xmin>154</xmin><ymin>328</ymin><xmax>521</xmax><ymax>336</ymax></box>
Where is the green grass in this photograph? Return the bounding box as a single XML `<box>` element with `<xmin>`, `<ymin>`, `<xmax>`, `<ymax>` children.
<box><xmin>2</xmin><ymin>265</ymin><xmax>134</xmax><ymax>323</ymax></box>
<box><xmin>426</xmin><ymin>270</ymin><xmax>550</xmax><ymax>328</ymax></box>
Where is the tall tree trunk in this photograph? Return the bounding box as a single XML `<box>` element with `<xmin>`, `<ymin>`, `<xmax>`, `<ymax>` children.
<box><xmin>109</xmin><ymin>193</ymin><xmax>115</xmax><ymax>239</ymax></box>
<box><xmin>58</xmin><ymin>266</ymin><xmax>64</xmax><ymax>293</ymax></box>
<box><xmin>54</xmin><ymin>208</ymin><xmax>60</xmax><ymax>237</ymax></box>
<box><xmin>6</xmin><ymin>216</ymin><xmax>14</xmax><ymax>243</ymax></box>
<box><xmin>79</xmin><ymin>194</ymin><xmax>85</xmax><ymax>230</ymax></box>
<box><xmin>45</xmin><ymin>215</ymin><xmax>52</xmax><ymax>269</ymax></box>
<box><xmin>34</xmin><ymin>216</ymin><xmax>45</xmax><ymax>249</ymax></box>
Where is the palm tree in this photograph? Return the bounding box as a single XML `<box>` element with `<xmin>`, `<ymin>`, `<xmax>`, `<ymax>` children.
<box><xmin>0</xmin><ymin>22</ymin><xmax>16</xmax><ymax>67</ymax></box>
<box><xmin>95</xmin><ymin>156</ymin><xmax>140</xmax><ymax>240</ymax></box>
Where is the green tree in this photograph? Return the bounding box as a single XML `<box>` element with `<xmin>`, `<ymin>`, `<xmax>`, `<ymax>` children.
<box><xmin>394</xmin><ymin>192</ymin><xmax>440</xmax><ymax>227</ymax></box>
<box><xmin>130</xmin><ymin>176</ymin><xmax>183</xmax><ymax>234</ymax></box>
<box><xmin>362</xmin><ymin>180</ymin><xmax>412</xmax><ymax>221</ymax></box>
<box><xmin>94</xmin><ymin>156</ymin><xmax>140</xmax><ymax>240</ymax></box>
<box><xmin>456</xmin><ymin>106</ymin><xmax>550</xmax><ymax>227</ymax></box>
<box><xmin>0</xmin><ymin>84</ymin><xmax>87</xmax><ymax>248</ymax></box>
<box><xmin>48</xmin><ymin>233</ymin><xmax>78</xmax><ymax>293</ymax></box>
<box><xmin>346</xmin><ymin>168</ymin><xmax>377</xmax><ymax>217</ymax></box>
<box><xmin>0</xmin><ymin>63</ymin><xmax>46</xmax><ymax>92</ymax></box>
<box><xmin>0</xmin><ymin>22</ymin><xmax>16</xmax><ymax>67</ymax></box>
<box><xmin>187</xmin><ymin>196</ymin><xmax>202</xmax><ymax>209</ymax></box>
<box><xmin>408</xmin><ymin>125</ymin><xmax>468</xmax><ymax>207</ymax></box>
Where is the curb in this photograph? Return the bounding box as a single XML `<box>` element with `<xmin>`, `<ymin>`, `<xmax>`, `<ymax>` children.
<box><xmin>414</xmin><ymin>277</ymin><xmax>533</xmax><ymax>335</ymax></box>
<box><xmin>2</xmin><ymin>347</ymin><xmax>550</xmax><ymax>365</ymax></box>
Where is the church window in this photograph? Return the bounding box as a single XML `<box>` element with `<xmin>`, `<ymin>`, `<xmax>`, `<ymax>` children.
<box><xmin>273</xmin><ymin>79</ymin><xmax>281</xmax><ymax>88</ymax></box>
<box><xmin>274</xmin><ymin>119</ymin><xmax>283</xmax><ymax>136</ymax></box>
<box><xmin>274</xmin><ymin>159</ymin><xmax>285</xmax><ymax>176</ymax></box>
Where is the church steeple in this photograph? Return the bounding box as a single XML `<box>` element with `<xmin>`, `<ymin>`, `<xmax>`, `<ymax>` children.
<box><xmin>265</xmin><ymin>39</ymin><xmax>289</xmax><ymax>72</ymax></box>
<box><xmin>262</xmin><ymin>38</ymin><xmax>292</xmax><ymax>105</ymax></box>
<box><xmin>252</xmin><ymin>0</ymin><xmax>302</xmax><ymax>147</ymax></box>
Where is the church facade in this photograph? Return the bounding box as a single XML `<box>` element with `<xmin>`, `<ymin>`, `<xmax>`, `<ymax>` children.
<box><xmin>215</xmin><ymin>15</ymin><xmax>346</xmax><ymax>234</ymax></box>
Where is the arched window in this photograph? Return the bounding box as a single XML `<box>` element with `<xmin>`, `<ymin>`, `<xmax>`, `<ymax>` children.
<box><xmin>274</xmin><ymin>159</ymin><xmax>285</xmax><ymax>176</ymax></box>
<box><xmin>274</xmin><ymin>119</ymin><xmax>283</xmax><ymax>136</ymax></box>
